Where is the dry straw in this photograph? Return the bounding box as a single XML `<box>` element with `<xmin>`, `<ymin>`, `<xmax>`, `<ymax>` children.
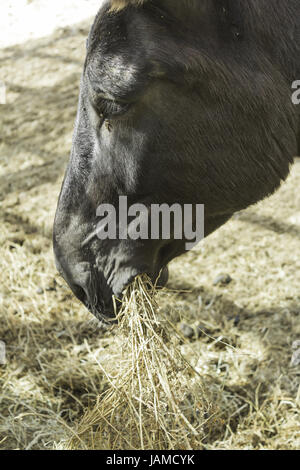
<box><xmin>64</xmin><ymin>276</ymin><xmax>213</xmax><ymax>450</ymax></box>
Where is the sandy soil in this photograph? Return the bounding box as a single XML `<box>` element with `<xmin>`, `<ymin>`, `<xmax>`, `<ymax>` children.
<box><xmin>0</xmin><ymin>2</ymin><xmax>299</xmax><ymax>450</ymax></box>
<box><xmin>0</xmin><ymin>0</ymin><xmax>102</xmax><ymax>48</ymax></box>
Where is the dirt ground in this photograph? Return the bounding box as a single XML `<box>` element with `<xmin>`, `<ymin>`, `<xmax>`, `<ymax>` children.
<box><xmin>0</xmin><ymin>9</ymin><xmax>299</xmax><ymax>450</ymax></box>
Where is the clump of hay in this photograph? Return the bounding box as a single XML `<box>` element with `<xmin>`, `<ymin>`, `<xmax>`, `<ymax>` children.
<box><xmin>64</xmin><ymin>276</ymin><xmax>214</xmax><ymax>450</ymax></box>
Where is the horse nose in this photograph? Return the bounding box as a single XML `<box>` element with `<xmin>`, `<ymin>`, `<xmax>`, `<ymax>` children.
<box><xmin>69</xmin><ymin>280</ymin><xmax>90</xmax><ymax>305</ymax></box>
<box><xmin>69</xmin><ymin>263</ymin><xmax>94</xmax><ymax>303</ymax></box>
<box><xmin>55</xmin><ymin>258</ymin><xmax>92</xmax><ymax>306</ymax></box>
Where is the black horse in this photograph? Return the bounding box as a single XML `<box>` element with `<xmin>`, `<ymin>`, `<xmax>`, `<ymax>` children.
<box><xmin>53</xmin><ymin>0</ymin><xmax>300</xmax><ymax>320</ymax></box>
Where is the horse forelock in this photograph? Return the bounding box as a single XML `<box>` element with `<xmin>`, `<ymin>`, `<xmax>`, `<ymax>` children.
<box><xmin>110</xmin><ymin>0</ymin><xmax>148</xmax><ymax>12</ymax></box>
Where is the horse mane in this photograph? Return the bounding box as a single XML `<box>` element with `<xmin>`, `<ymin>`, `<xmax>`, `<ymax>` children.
<box><xmin>110</xmin><ymin>0</ymin><xmax>148</xmax><ymax>11</ymax></box>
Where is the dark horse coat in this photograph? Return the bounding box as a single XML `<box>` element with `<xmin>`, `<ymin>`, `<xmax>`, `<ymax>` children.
<box><xmin>53</xmin><ymin>0</ymin><xmax>300</xmax><ymax>319</ymax></box>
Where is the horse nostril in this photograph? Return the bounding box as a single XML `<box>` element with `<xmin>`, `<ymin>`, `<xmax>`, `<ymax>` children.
<box><xmin>66</xmin><ymin>263</ymin><xmax>93</xmax><ymax>305</ymax></box>
<box><xmin>71</xmin><ymin>283</ymin><xmax>88</xmax><ymax>304</ymax></box>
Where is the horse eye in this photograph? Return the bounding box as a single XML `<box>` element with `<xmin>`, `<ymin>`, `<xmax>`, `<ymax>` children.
<box><xmin>94</xmin><ymin>97</ymin><xmax>131</xmax><ymax>119</ymax></box>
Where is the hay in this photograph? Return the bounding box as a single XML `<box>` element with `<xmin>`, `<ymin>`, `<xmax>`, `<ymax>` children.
<box><xmin>63</xmin><ymin>276</ymin><xmax>215</xmax><ymax>450</ymax></box>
